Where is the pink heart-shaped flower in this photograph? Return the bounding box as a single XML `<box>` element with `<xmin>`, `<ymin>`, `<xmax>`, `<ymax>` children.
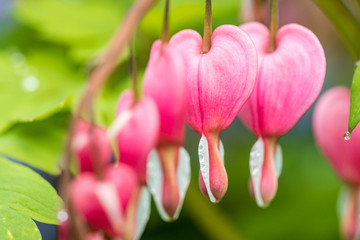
<box><xmin>143</xmin><ymin>41</ymin><xmax>188</xmax><ymax>219</ymax></box>
<box><xmin>313</xmin><ymin>87</ymin><xmax>360</xmax><ymax>240</ymax></box>
<box><xmin>72</xmin><ymin>119</ymin><xmax>112</xmax><ymax>173</ymax></box>
<box><xmin>238</xmin><ymin>22</ymin><xmax>326</xmax><ymax>207</ymax></box>
<box><xmin>313</xmin><ymin>87</ymin><xmax>360</xmax><ymax>185</ymax></box>
<box><xmin>116</xmin><ymin>90</ymin><xmax>160</xmax><ymax>184</ymax></box>
<box><xmin>170</xmin><ymin>25</ymin><xmax>258</xmax><ymax>202</ymax></box>
<box><xmin>70</xmin><ymin>163</ymin><xmax>137</xmax><ymax>238</ymax></box>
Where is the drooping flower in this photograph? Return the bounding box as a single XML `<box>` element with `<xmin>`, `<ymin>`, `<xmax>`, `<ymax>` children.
<box><xmin>72</xmin><ymin>119</ymin><xmax>112</xmax><ymax>173</ymax></box>
<box><xmin>115</xmin><ymin>90</ymin><xmax>160</xmax><ymax>184</ymax></box>
<box><xmin>170</xmin><ymin>25</ymin><xmax>258</xmax><ymax>202</ymax></box>
<box><xmin>313</xmin><ymin>87</ymin><xmax>360</xmax><ymax>240</ymax></box>
<box><xmin>70</xmin><ymin>163</ymin><xmax>137</xmax><ymax>238</ymax></box>
<box><xmin>238</xmin><ymin>22</ymin><xmax>326</xmax><ymax>207</ymax></box>
<box><xmin>143</xmin><ymin>40</ymin><xmax>190</xmax><ymax>221</ymax></box>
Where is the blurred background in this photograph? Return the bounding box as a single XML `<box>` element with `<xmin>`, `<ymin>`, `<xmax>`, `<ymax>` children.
<box><xmin>1</xmin><ymin>0</ymin><xmax>360</xmax><ymax>239</ymax></box>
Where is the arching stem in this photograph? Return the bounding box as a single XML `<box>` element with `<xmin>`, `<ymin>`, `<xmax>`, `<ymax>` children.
<box><xmin>161</xmin><ymin>0</ymin><xmax>170</xmax><ymax>44</ymax></box>
<box><xmin>268</xmin><ymin>0</ymin><xmax>278</xmax><ymax>52</ymax></box>
<box><xmin>202</xmin><ymin>0</ymin><xmax>212</xmax><ymax>53</ymax></box>
<box><xmin>129</xmin><ymin>43</ymin><xmax>139</xmax><ymax>106</ymax></box>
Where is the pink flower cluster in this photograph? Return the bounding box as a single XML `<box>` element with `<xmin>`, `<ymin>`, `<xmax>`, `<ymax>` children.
<box><xmin>61</xmin><ymin>19</ymin><xmax>327</xmax><ymax>239</ymax></box>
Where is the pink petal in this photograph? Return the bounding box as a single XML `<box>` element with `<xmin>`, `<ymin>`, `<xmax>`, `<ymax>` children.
<box><xmin>170</xmin><ymin>30</ymin><xmax>203</xmax><ymax>134</ymax></box>
<box><xmin>170</xmin><ymin>25</ymin><xmax>258</xmax><ymax>202</ymax></box>
<box><xmin>70</xmin><ymin>164</ymin><xmax>138</xmax><ymax>238</ymax></box>
<box><xmin>171</xmin><ymin>25</ymin><xmax>258</xmax><ymax>133</ymax></box>
<box><xmin>239</xmin><ymin>22</ymin><xmax>326</xmax><ymax>137</ymax></box>
<box><xmin>143</xmin><ymin>40</ymin><xmax>187</xmax><ymax>145</ymax></box>
<box><xmin>313</xmin><ymin>87</ymin><xmax>360</xmax><ymax>185</ymax></box>
<box><xmin>116</xmin><ymin>90</ymin><xmax>160</xmax><ymax>183</ymax></box>
<box><xmin>72</xmin><ymin>119</ymin><xmax>112</xmax><ymax>173</ymax></box>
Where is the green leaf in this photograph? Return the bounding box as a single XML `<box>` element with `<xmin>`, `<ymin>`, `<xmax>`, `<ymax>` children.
<box><xmin>349</xmin><ymin>64</ymin><xmax>360</xmax><ymax>132</ymax></box>
<box><xmin>0</xmin><ymin>156</ymin><xmax>62</xmax><ymax>225</ymax></box>
<box><xmin>14</xmin><ymin>0</ymin><xmax>131</xmax><ymax>62</ymax></box>
<box><xmin>0</xmin><ymin>206</ymin><xmax>41</xmax><ymax>240</ymax></box>
<box><xmin>0</xmin><ymin>111</ymin><xmax>70</xmax><ymax>175</ymax></box>
<box><xmin>313</xmin><ymin>0</ymin><xmax>360</xmax><ymax>59</ymax></box>
<box><xmin>0</xmin><ymin>49</ymin><xmax>83</xmax><ymax>133</ymax></box>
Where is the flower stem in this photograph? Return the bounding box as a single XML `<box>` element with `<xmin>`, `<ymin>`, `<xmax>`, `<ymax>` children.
<box><xmin>268</xmin><ymin>0</ymin><xmax>278</xmax><ymax>52</ymax></box>
<box><xmin>129</xmin><ymin>43</ymin><xmax>139</xmax><ymax>106</ymax></box>
<box><xmin>202</xmin><ymin>0</ymin><xmax>212</xmax><ymax>53</ymax></box>
<box><xmin>76</xmin><ymin>0</ymin><xmax>159</xmax><ymax>116</ymax></box>
<box><xmin>161</xmin><ymin>0</ymin><xmax>170</xmax><ymax>44</ymax></box>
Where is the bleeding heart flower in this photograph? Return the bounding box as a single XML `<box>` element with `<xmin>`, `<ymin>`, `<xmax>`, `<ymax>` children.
<box><xmin>70</xmin><ymin>163</ymin><xmax>137</xmax><ymax>238</ymax></box>
<box><xmin>143</xmin><ymin>40</ymin><xmax>190</xmax><ymax>221</ymax></box>
<box><xmin>170</xmin><ymin>25</ymin><xmax>258</xmax><ymax>202</ymax></box>
<box><xmin>72</xmin><ymin>119</ymin><xmax>112</xmax><ymax>173</ymax></box>
<box><xmin>238</xmin><ymin>22</ymin><xmax>326</xmax><ymax>207</ymax></box>
<box><xmin>115</xmin><ymin>90</ymin><xmax>160</xmax><ymax>184</ymax></box>
<box><xmin>313</xmin><ymin>87</ymin><xmax>360</xmax><ymax>240</ymax></box>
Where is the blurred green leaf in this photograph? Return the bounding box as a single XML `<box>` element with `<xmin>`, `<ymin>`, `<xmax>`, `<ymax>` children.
<box><xmin>0</xmin><ymin>206</ymin><xmax>41</xmax><ymax>240</ymax></box>
<box><xmin>0</xmin><ymin>49</ymin><xmax>83</xmax><ymax>132</ymax></box>
<box><xmin>14</xmin><ymin>0</ymin><xmax>130</xmax><ymax>62</ymax></box>
<box><xmin>0</xmin><ymin>111</ymin><xmax>70</xmax><ymax>175</ymax></box>
<box><xmin>0</xmin><ymin>156</ymin><xmax>62</xmax><ymax>225</ymax></box>
<box><xmin>313</xmin><ymin>0</ymin><xmax>360</xmax><ymax>59</ymax></box>
<box><xmin>349</xmin><ymin>64</ymin><xmax>360</xmax><ymax>132</ymax></box>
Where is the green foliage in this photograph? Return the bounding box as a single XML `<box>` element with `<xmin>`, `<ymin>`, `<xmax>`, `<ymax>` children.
<box><xmin>0</xmin><ymin>49</ymin><xmax>83</xmax><ymax>133</ymax></box>
<box><xmin>0</xmin><ymin>111</ymin><xmax>70</xmax><ymax>175</ymax></box>
<box><xmin>313</xmin><ymin>0</ymin><xmax>360</xmax><ymax>59</ymax></box>
<box><xmin>0</xmin><ymin>206</ymin><xmax>41</xmax><ymax>240</ymax></box>
<box><xmin>0</xmin><ymin>156</ymin><xmax>62</xmax><ymax>239</ymax></box>
<box><xmin>13</xmin><ymin>0</ymin><xmax>131</xmax><ymax>62</ymax></box>
<box><xmin>349</xmin><ymin>64</ymin><xmax>360</xmax><ymax>132</ymax></box>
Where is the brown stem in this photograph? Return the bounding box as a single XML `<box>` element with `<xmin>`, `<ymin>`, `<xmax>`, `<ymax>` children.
<box><xmin>76</xmin><ymin>0</ymin><xmax>159</xmax><ymax>117</ymax></box>
<box><xmin>89</xmin><ymin>106</ymin><xmax>105</xmax><ymax>180</ymax></box>
<box><xmin>129</xmin><ymin>43</ymin><xmax>139</xmax><ymax>106</ymax></box>
<box><xmin>58</xmin><ymin>0</ymin><xmax>159</xmax><ymax>238</ymax></box>
<box><xmin>202</xmin><ymin>0</ymin><xmax>212</xmax><ymax>53</ymax></box>
<box><xmin>161</xmin><ymin>0</ymin><xmax>170</xmax><ymax>44</ymax></box>
<box><xmin>268</xmin><ymin>0</ymin><xmax>278</xmax><ymax>52</ymax></box>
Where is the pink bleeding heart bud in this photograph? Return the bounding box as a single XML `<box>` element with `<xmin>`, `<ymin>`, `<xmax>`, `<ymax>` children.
<box><xmin>143</xmin><ymin>41</ymin><xmax>187</xmax><ymax>218</ymax></box>
<box><xmin>170</xmin><ymin>25</ymin><xmax>258</xmax><ymax>202</ymax></box>
<box><xmin>313</xmin><ymin>87</ymin><xmax>360</xmax><ymax>240</ymax></box>
<box><xmin>238</xmin><ymin>22</ymin><xmax>326</xmax><ymax>206</ymax></box>
<box><xmin>70</xmin><ymin>163</ymin><xmax>137</xmax><ymax>238</ymax></box>
<box><xmin>116</xmin><ymin>90</ymin><xmax>160</xmax><ymax>184</ymax></box>
<box><xmin>72</xmin><ymin>119</ymin><xmax>112</xmax><ymax>173</ymax></box>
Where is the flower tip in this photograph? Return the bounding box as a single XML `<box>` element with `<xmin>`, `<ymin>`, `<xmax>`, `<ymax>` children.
<box><xmin>161</xmin><ymin>184</ymin><xmax>180</xmax><ymax>220</ymax></box>
<box><xmin>249</xmin><ymin>167</ymin><xmax>278</xmax><ymax>207</ymax></box>
<box><xmin>198</xmin><ymin>170</ymin><xmax>228</xmax><ymax>203</ymax></box>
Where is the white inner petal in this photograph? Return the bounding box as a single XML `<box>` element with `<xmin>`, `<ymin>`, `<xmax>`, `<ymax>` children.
<box><xmin>135</xmin><ymin>187</ymin><xmax>151</xmax><ymax>240</ymax></box>
<box><xmin>274</xmin><ymin>144</ymin><xmax>283</xmax><ymax>177</ymax></box>
<box><xmin>198</xmin><ymin>134</ymin><xmax>218</xmax><ymax>203</ymax></box>
<box><xmin>249</xmin><ymin>138</ymin><xmax>265</xmax><ymax>207</ymax></box>
<box><xmin>95</xmin><ymin>182</ymin><xmax>124</xmax><ymax>234</ymax></box>
<box><xmin>146</xmin><ymin>147</ymin><xmax>191</xmax><ymax>221</ymax></box>
<box><xmin>107</xmin><ymin>110</ymin><xmax>132</xmax><ymax>138</ymax></box>
<box><xmin>146</xmin><ymin>150</ymin><xmax>169</xmax><ymax>220</ymax></box>
<box><xmin>173</xmin><ymin>147</ymin><xmax>191</xmax><ymax>219</ymax></box>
